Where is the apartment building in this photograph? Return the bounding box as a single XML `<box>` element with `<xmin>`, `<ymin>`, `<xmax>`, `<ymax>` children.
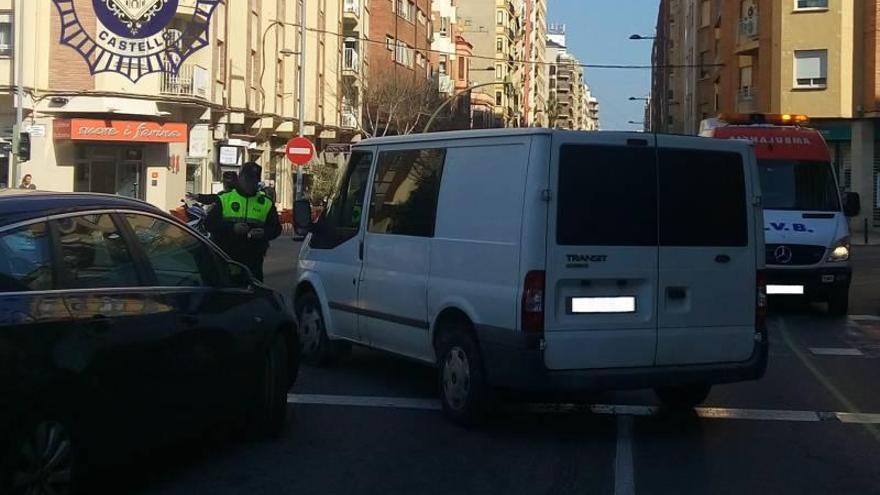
<box><xmin>341</xmin><ymin>0</ymin><xmax>370</xmax><ymax>134</ymax></box>
<box><xmin>457</xmin><ymin>0</ymin><xmax>523</xmax><ymax>128</ymax></box>
<box><xmin>521</xmin><ymin>0</ymin><xmax>548</xmax><ymax>127</ymax></box>
<box><xmin>368</xmin><ymin>0</ymin><xmax>434</xmax><ymax>80</ymax></box>
<box><xmin>432</xmin><ymin>0</ymin><xmax>473</xmax><ymax>126</ymax></box>
<box><xmin>653</xmin><ymin>0</ymin><xmax>880</xmax><ymax>231</ymax></box>
<box><xmin>545</xmin><ymin>24</ymin><xmax>596</xmax><ymax>131</ymax></box>
<box><xmin>0</xmin><ymin>0</ymin><xmax>342</xmax><ymax>211</ymax></box>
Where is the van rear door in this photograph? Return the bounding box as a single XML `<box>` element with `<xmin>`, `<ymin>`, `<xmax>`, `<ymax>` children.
<box><xmin>544</xmin><ymin>134</ymin><xmax>659</xmax><ymax>370</ymax></box>
<box><xmin>654</xmin><ymin>136</ymin><xmax>758</xmax><ymax>365</ymax></box>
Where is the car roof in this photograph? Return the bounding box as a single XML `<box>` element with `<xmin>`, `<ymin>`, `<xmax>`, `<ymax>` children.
<box><xmin>0</xmin><ymin>190</ymin><xmax>166</xmax><ymax>225</ymax></box>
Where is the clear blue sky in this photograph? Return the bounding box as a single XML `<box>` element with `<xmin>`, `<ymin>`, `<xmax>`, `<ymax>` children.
<box><xmin>547</xmin><ymin>0</ymin><xmax>659</xmax><ymax>130</ymax></box>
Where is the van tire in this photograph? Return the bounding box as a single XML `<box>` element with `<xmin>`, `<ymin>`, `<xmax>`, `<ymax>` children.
<box><xmin>1</xmin><ymin>413</ymin><xmax>83</xmax><ymax>495</ymax></box>
<box><xmin>296</xmin><ymin>292</ymin><xmax>349</xmax><ymax>366</ymax></box>
<box><xmin>436</xmin><ymin>328</ymin><xmax>489</xmax><ymax>427</ymax></box>
<box><xmin>655</xmin><ymin>385</ymin><xmax>711</xmax><ymax>410</ymax></box>
<box><xmin>827</xmin><ymin>289</ymin><xmax>849</xmax><ymax>317</ymax></box>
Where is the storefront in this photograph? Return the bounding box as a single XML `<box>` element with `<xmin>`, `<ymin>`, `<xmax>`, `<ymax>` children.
<box><xmin>42</xmin><ymin>118</ymin><xmax>190</xmax><ymax>210</ymax></box>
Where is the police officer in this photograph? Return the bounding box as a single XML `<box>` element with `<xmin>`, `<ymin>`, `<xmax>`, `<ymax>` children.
<box><xmin>206</xmin><ymin>163</ymin><xmax>281</xmax><ymax>281</ymax></box>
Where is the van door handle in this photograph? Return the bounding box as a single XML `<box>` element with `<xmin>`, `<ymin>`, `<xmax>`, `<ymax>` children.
<box><xmin>358</xmin><ymin>240</ymin><xmax>364</xmax><ymax>260</ymax></box>
<box><xmin>715</xmin><ymin>254</ymin><xmax>731</xmax><ymax>264</ymax></box>
<box><xmin>667</xmin><ymin>288</ymin><xmax>687</xmax><ymax>300</ymax></box>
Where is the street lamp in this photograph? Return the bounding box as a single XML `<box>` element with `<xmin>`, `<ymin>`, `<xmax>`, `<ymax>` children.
<box><xmin>629</xmin><ymin>34</ymin><xmax>656</xmax><ymax>40</ymax></box>
<box><xmin>629</xmin><ymin>96</ymin><xmax>650</xmax><ymax>102</ymax></box>
<box><xmin>628</xmin><ymin>121</ymin><xmax>646</xmax><ymax>125</ymax></box>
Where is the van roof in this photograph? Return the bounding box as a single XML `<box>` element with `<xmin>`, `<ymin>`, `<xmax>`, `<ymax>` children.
<box><xmin>357</xmin><ymin>128</ymin><xmax>554</xmax><ymax>147</ymax></box>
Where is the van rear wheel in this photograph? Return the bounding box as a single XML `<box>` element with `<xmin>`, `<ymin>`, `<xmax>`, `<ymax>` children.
<box><xmin>437</xmin><ymin>329</ymin><xmax>489</xmax><ymax>427</ymax></box>
<box><xmin>655</xmin><ymin>385</ymin><xmax>711</xmax><ymax>410</ymax></box>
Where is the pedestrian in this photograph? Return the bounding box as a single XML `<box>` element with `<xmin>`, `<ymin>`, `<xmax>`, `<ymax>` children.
<box><xmin>187</xmin><ymin>171</ymin><xmax>237</xmax><ymax>205</ymax></box>
<box><xmin>18</xmin><ymin>174</ymin><xmax>36</xmax><ymax>190</ymax></box>
<box><xmin>206</xmin><ymin>163</ymin><xmax>281</xmax><ymax>281</ymax></box>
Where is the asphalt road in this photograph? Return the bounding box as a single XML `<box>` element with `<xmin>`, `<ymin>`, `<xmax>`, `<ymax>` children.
<box><xmin>127</xmin><ymin>238</ymin><xmax>880</xmax><ymax>495</ymax></box>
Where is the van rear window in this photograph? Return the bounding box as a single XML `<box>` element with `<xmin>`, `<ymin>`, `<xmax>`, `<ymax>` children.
<box><xmin>557</xmin><ymin>145</ymin><xmax>658</xmax><ymax>246</ymax></box>
<box><xmin>659</xmin><ymin>148</ymin><xmax>748</xmax><ymax>247</ymax></box>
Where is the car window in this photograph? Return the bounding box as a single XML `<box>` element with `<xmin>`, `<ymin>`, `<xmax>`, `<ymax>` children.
<box><xmin>0</xmin><ymin>222</ymin><xmax>54</xmax><ymax>292</ymax></box>
<box><xmin>369</xmin><ymin>149</ymin><xmax>445</xmax><ymax>237</ymax></box>
<box><xmin>311</xmin><ymin>151</ymin><xmax>374</xmax><ymax>249</ymax></box>
<box><xmin>53</xmin><ymin>214</ymin><xmax>140</xmax><ymax>289</ymax></box>
<box><xmin>659</xmin><ymin>148</ymin><xmax>748</xmax><ymax>247</ymax></box>
<box><xmin>557</xmin><ymin>144</ymin><xmax>658</xmax><ymax>246</ymax></box>
<box><xmin>124</xmin><ymin>214</ymin><xmax>222</xmax><ymax>287</ymax></box>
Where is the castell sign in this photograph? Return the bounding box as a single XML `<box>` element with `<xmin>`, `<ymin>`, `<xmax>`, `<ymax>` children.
<box><xmin>52</xmin><ymin>0</ymin><xmax>220</xmax><ymax>82</ymax></box>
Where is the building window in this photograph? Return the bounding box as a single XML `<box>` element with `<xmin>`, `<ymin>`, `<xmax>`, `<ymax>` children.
<box><xmin>439</xmin><ymin>60</ymin><xmax>447</xmax><ymax>74</ymax></box>
<box><xmin>795</xmin><ymin>0</ymin><xmax>828</xmax><ymax>10</ymax></box>
<box><xmin>495</xmin><ymin>63</ymin><xmax>503</xmax><ymax>79</ymax></box>
<box><xmin>496</xmin><ymin>37</ymin><xmax>504</xmax><ymax>52</ymax></box>
<box><xmin>700</xmin><ymin>0</ymin><xmax>711</xmax><ymax>27</ymax></box>
<box><xmin>386</xmin><ymin>36</ymin><xmax>394</xmax><ymax>50</ymax></box>
<box><xmin>0</xmin><ymin>13</ymin><xmax>12</xmax><ymax>57</ymax></box>
<box><xmin>458</xmin><ymin>57</ymin><xmax>466</xmax><ymax>80</ymax></box>
<box><xmin>497</xmin><ymin>10</ymin><xmax>505</xmax><ymax>26</ymax></box>
<box><xmin>417</xmin><ymin>9</ymin><xmax>427</xmax><ymax>25</ymax></box>
<box><xmin>395</xmin><ymin>41</ymin><xmax>413</xmax><ymax>67</ymax></box>
<box><xmin>439</xmin><ymin>16</ymin><xmax>449</xmax><ymax>36</ymax></box>
<box><xmin>495</xmin><ymin>91</ymin><xmax>503</xmax><ymax>106</ymax></box>
<box><xmin>794</xmin><ymin>49</ymin><xmax>828</xmax><ymax>88</ymax></box>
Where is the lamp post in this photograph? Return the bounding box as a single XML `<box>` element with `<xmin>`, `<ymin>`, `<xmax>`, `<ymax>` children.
<box><xmin>629</xmin><ymin>96</ymin><xmax>650</xmax><ymax>102</ymax></box>
<box><xmin>629</xmin><ymin>34</ymin><xmax>656</xmax><ymax>40</ymax></box>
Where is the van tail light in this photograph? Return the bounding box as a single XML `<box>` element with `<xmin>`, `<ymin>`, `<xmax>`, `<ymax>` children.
<box><xmin>756</xmin><ymin>270</ymin><xmax>767</xmax><ymax>333</ymax></box>
<box><xmin>522</xmin><ymin>271</ymin><xmax>545</xmax><ymax>334</ymax></box>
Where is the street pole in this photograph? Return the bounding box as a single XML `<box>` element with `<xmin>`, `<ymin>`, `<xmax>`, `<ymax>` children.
<box><xmin>12</xmin><ymin>0</ymin><xmax>24</xmax><ymax>187</ymax></box>
<box><xmin>295</xmin><ymin>0</ymin><xmax>306</xmax><ymax>201</ymax></box>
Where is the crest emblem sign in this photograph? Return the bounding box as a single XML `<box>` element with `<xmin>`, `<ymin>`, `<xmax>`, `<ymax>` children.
<box><xmin>52</xmin><ymin>0</ymin><xmax>219</xmax><ymax>82</ymax></box>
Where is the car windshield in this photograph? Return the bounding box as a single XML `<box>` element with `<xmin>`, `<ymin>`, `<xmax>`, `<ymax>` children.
<box><xmin>757</xmin><ymin>160</ymin><xmax>841</xmax><ymax>212</ymax></box>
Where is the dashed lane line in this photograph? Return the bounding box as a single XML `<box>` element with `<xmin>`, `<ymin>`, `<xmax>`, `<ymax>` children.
<box><xmin>287</xmin><ymin>394</ymin><xmax>880</xmax><ymax>425</ymax></box>
<box><xmin>809</xmin><ymin>347</ymin><xmax>865</xmax><ymax>357</ymax></box>
<box><xmin>613</xmin><ymin>415</ymin><xmax>636</xmax><ymax>495</ymax></box>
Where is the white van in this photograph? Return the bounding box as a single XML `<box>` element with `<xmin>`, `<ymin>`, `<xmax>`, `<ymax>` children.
<box><xmin>293</xmin><ymin>129</ymin><xmax>768</xmax><ymax>424</ymax></box>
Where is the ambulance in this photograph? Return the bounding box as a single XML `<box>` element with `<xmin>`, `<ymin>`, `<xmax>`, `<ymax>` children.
<box><xmin>701</xmin><ymin>114</ymin><xmax>861</xmax><ymax>315</ymax></box>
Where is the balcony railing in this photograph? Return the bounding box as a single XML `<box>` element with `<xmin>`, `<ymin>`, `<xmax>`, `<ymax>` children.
<box><xmin>341</xmin><ymin>103</ymin><xmax>358</xmax><ymax>129</ymax></box>
<box><xmin>739</xmin><ymin>16</ymin><xmax>759</xmax><ymax>42</ymax></box>
<box><xmin>160</xmin><ymin>64</ymin><xmax>208</xmax><ymax>99</ymax></box>
<box><xmin>343</xmin><ymin>47</ymin><xmax>360</xmax><ymax>74</ymax></box>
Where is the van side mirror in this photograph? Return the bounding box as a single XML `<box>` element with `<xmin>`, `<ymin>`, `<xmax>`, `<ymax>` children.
<box><xmin>294</xmin><ymin>199</ymin><xmax>314</xmax><ymax>235</ymax></box>
<box><xmin>843</xmin><ymin>192</ymin><xmax>861</xmax><ymax>218</ymax></box>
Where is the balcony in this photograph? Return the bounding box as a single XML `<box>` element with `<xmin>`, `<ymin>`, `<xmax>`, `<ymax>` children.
<box><xmin>344</xmin><ymin>0</ymin><xmax>360</xmax><ymax>29</ymax></box>
<box><xmin>737</xmin><ymin>16</ymin><xmax>759</xmax><ymax>52</ymax></box>
<box><xmin>160</xmin><ymin>64</ymin><xmax>208</xmax><ymax>99</ymax></box>
<box><xmin>343</xmin><ymin>47</ymin><xmax>360</xmax><ymax>76</ymax></box>
<box><xmin>737</xmin><ymin>87</ymin><xmax>757</xmax><ymax>113</ymax></box>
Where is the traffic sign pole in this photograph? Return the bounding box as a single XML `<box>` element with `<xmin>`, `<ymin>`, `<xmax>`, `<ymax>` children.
<box><xmin>286</xmin><ymin>136</ymin><xmax>316</xmax><ymax>201</ymax></box>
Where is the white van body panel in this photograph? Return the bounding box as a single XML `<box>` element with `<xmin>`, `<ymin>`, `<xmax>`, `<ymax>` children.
<box><xmin>428</xmin><ymin>138</ymin><xmax>534</xmax><ymax>345</ymax></box>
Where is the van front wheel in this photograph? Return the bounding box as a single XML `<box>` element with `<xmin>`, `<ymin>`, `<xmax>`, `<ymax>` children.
<box><xmin>296</xmin><ymin>292</ymin><xmax>350</xmax><ymax>366</ymax></box>
<box><xmin>437</xmin><ymin>330</ymin><xmax>489</xmax><ymax>427</ymax></box>
<box><xmin>655</xmin><ymin>385</ymin><xmax>711</xmax><ymax>410</ymax></box>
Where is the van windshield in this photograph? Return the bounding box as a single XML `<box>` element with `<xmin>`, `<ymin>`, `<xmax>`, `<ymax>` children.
<box><xmin>757</xmin><ymin>160</ymin><xmax>840</xmax><ymax>212</ymax></box>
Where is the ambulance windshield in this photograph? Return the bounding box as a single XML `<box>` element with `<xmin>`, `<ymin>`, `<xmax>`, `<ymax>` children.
<box><xmin>758</xmin><ymin>160</ymin><xmax>841</xmax><ymax>212</ymax></box>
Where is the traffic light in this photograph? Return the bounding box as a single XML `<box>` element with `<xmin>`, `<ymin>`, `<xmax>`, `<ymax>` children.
<box><xmin>17</xmin><ymin>132</ymin><xmax>30</xmax><ymax>162</ymax></box>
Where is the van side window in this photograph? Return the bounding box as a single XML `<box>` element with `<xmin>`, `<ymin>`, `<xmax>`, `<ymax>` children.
<box><xmin>368</xmin><ymin>149</ymin><xmax>446</xmax><ymax>237</ymax></box>
<box><xmin>557</xmin><ymin>145</ymin><xmax>658</xmax><ymax>246</ymax></box>
<box><xmin>659</xmin><ymin>148</ymin><xmax>747</xmax><ymax>247</ymax></box>
<box><xmin>311</xmin><ymin>151</ymin><xmax>374</xmax><ymax>249</ymax></box>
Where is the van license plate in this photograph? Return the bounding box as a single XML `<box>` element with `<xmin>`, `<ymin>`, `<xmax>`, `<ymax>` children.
<box><xmin>569</xmin><ymin>297</ymin><xmax>636</xmax><ymax>314</ymax></box>
<box><xmin>766</xmin><ymin>285</ymin><xmax>804</xmax><ymax>295</ymax></box>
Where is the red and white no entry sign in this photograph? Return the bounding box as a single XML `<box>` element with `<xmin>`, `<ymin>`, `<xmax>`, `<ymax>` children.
<box><xmin>286</xmin><ymin>137</ymin><xmax>316</xmax><ymax>166</ymax></box>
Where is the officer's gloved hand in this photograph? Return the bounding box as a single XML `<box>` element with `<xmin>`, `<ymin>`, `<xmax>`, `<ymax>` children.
<box><xmin>248</xmin><ymin>228</ymin><xmax>265</xmax><ymax>240</ymax></box>
<box><xmin>233</xmin><ymin>223</ymin><xmax>251</xmax><ymax>237</ymax></box>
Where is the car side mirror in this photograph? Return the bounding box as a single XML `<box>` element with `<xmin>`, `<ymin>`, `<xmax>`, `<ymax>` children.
<box><xmin>227</xmin><ymin>260</ymin><xmax>254</xmax><ymax>288</ymax></box>
<box><xmin>294</xmin><ymin>199</ymin><xmax>314</xmax><ymax>236</ymax></box>
<box><xmin>843</xmin><ymin>192</ymin><xmax>861</xmax><ymax>218</ymax></box>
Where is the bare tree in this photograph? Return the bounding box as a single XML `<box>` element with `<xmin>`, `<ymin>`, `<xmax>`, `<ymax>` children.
<box><xmin>347</xmin><ymin>73</ymin><xmax>445</xmax><ymax>138</ymax></box>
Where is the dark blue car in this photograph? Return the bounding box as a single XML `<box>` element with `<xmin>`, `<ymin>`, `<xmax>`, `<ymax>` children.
<box><xmin>0</xmin><ymin>191</ymin><xmax>299</xmax><ymax>494</ymax></box>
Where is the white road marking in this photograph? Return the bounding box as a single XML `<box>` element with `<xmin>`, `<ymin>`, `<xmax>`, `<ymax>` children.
<box><xmin>836</xmin><ymin>413</ymin><xmax>880</xmax><ymax>424</ymax></box>
<box><xmin>287</xmin><ymin>394</ymin><xmax>880</xmax><ymax>425</ymax></box>
<box><xmin>808</xmin><ymin>347</ymin><xmax>865</xmax><ymax>357</ymax></box>
<box><xmin>287</xmin><ymin>393</ymin><xmax>441</xmax><ymax>411</ymax></box>
<box><xmin>613</xmin><ymin>415</ymin><xmax>635</xmax><ymax>495</ymax></box>
<box><xmin>849</xmin><ymin>315</ymin><xmax>880</xmax><ymax>322</ymax></box>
